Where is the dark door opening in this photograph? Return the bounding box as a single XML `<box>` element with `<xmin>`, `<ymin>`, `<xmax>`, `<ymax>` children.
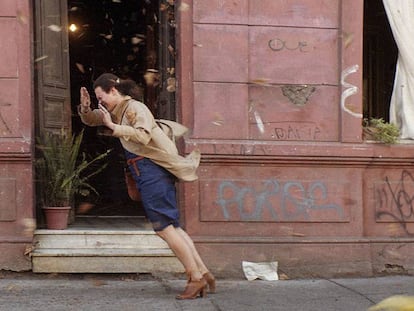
<box><xmin>67</xmin><ymin>0</ymin><xmax>176</xmax><ymax>216</ymax></box>
<box><xmin>363</xmin><ymin>0</ymin><xmax>398</xmax><ymax>123</ymax></box>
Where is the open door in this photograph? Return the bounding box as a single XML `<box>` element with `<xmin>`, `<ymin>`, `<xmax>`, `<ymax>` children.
<box><xmin>66</xmin><ymin>0</ymin><xmax>176</xmax><ymax>217</ymax></box>
<box><xmin>34</xmin><ymin>0</ymin><xmax>176</xmax><ymax>219</ymax></box>
<box><xmin>34</xmin><ymin>0</ymin><xmax>72</xmax><ymax>224</ymax></box>
<box><xmin>34</xmin><ymin>0</ymin><xmax>71</xmax><ymax>138</ymax></box>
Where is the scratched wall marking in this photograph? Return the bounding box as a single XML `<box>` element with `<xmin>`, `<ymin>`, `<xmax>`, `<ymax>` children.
<box><xmin>0</xmin><ymin>102</ymin><xmax>13</xmax><ymax>136</ymax></box>
<box><xmin>202</xmin><ymin>179</ymin><xmax>347</xmax><ymax>222</ymax></box>
<box><xmin>271</xmin><ymin>121</ymin><xmax>321</xmax><ymax>141</ymax></box>
<box><xmin>268</xmin><ymin>38</ymin><xmax>309</xmax><ymax>53</ymax></box>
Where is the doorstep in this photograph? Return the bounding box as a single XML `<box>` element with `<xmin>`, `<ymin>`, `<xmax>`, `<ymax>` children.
<box><xmin>31</xmin><ymin>216</ymin><xmax>184</xmax><ymax>274</ymax></box>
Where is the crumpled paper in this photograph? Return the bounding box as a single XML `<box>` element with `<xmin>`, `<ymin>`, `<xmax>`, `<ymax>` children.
<box><xmin>242</xmin><ymin>261</ymin><xmax>279</xmax><ymax>281</ymax></box>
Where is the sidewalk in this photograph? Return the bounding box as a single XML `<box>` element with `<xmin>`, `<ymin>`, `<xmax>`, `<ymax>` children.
<box><xmin>0</xmin><ymin>272</ymin><xmax>413</xmax><ymax>311</ymax></box>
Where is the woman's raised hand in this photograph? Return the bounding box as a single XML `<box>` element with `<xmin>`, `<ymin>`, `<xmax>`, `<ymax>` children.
<box><xmin>80</xmin><ymin>87</ymin><xmax>91</xmax><ymax>113</ymax></box>
<box><xmin>98</xmin><ymin>103</ymin><xmax>115</xmax><ymax>131</ymax></box>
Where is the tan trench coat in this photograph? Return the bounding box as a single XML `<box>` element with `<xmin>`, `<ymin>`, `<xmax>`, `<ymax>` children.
<box><xmin>79</xmin><ymin>97</ymin><xmax>200</xmax><ymax>181</ymax></box>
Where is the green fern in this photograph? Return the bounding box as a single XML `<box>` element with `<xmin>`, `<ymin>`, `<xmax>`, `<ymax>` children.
<box><xmin>363</xmin><ymin>118</ymin><xmax>400</xmax><ymax>144</ymax></box>
<box><xmin>36</xmin><ymin>130</ymin><xmax>111</xmax><ymax>206</ymax></box>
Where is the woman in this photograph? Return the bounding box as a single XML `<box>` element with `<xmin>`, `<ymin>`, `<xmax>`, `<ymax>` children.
<box><xmin>78</xmin><ymin>73</ymin><xmax>215</xmax><ymax>299</ymax></box>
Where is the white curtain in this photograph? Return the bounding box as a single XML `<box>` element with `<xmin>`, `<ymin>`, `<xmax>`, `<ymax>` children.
<box><xmin>383</xmin><ymin>0</ymin><xmax>414</xmax><ymax>139</ymax></box>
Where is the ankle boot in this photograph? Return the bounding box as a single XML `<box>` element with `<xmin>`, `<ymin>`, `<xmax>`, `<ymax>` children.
<box><xmin>176</xmin><ymin>277</ymin><xmax>207</xmax><ymax>300</ymax></box>
<box><xmin>202</xmin><ymin>272</ymin><xmax>216</xmax><ymax>293</ymax></box>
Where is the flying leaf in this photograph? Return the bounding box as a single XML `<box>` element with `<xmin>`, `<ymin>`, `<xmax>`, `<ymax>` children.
<box><xmin>47</xmin><ymin>24</ymin><xmax>62</xmax><ymax>32</ymax></box>
<box><xmin>178</xmin><ymin>3</ymin><xmax>190</xmax><ymax>11</ymax></box>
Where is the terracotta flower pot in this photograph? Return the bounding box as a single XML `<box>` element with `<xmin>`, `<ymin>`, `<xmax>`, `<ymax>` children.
<box><xmin>42</xmin><ymin>206</ymin><xmax>71</xmax><ymax>230</ymax></box>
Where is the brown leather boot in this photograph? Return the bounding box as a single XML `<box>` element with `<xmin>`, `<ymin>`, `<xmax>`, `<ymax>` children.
<box><xmin>203</xmin><ymin>272</ymin><xmax>216</xmax><ymax>293</ymax></box>
<box><xmin>176</xmin><ymin>277</ymin><xmax>207</xmax><ymax>300</ymax></box>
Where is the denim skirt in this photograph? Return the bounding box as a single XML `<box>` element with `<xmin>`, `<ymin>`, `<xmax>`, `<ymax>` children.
<box><xmin>125</xmin><ymin>149</ymin><xmax>180</xmax><ymax>231</ymax></box>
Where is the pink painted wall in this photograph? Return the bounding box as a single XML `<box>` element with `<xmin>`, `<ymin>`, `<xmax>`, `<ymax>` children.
<box><xmin>177</xmin><ymin>0</ymin><xmax>414</xmax><ymax>278</ymax></box>
<box><xmin>0</xmin><ymin>0</ymin><xmax>33</xmax><ymax>271</ymax></box>
<box><xmin>1</xmin><ymin>0</ymin><xmax>413</xmax><ymax>276</ymax></box>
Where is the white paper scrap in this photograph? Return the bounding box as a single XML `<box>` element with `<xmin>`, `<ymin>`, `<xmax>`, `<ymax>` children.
<box><xmin>242</xmin><ymin>261</ymin><xmax>279</xmax><ymax>281</ymax></box>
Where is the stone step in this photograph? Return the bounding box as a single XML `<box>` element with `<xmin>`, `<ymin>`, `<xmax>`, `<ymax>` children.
<box><xmin>33</xmin><ymin>229</ymin><xmax>169</xmax><ymax>249</ymax></box>
<box><xmin>32</xmin><ymin>248</ymin><xmax>184</xmax><ymax>273</ymax></box>
<box><xmin>31</xmin><ymin>219</ymin><xmax>184</xmax><ymax>274</ymax></box>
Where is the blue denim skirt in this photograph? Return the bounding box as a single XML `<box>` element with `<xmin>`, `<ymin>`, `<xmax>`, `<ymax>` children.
<box><xmin>125</xmin><ymin>149</ymin><xmax>180</xmax><ymax>231</ymax></box>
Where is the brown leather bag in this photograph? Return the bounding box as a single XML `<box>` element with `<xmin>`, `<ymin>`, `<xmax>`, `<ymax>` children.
<box><xmin>124</xmin><ymin>169</ymin><xmax>141</xmax><ymax>201</ymax></box>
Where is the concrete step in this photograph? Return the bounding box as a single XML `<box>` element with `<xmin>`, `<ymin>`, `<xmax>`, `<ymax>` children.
<box><xmin>31</xmin><ymin>220</ymin><xmax>184</xmax><ymax>274</ymax></box>
<box><xmin>32</xmin><ymin>248</ymin><xmax>183</xmax><ymax>273</ymax></box>
<box><xmin>33</xmin><ymin>229</ymin><xmax>170</xmax><ymax>249</ymax></box>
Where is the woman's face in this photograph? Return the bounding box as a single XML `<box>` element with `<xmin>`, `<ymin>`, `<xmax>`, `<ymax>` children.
<box><xmin>94</xmin><ymin>86</ymin><xmax>117</xmax><ymax>112</ymax></box>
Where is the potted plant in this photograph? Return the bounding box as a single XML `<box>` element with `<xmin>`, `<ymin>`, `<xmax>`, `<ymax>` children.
<box><xmin>36</xmin><ymin>129</ymin><xmax>111</xmax><ymax>229</ymax></box>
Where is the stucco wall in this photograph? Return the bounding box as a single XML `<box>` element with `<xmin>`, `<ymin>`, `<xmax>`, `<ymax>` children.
<box><xmin>0</xmin><ymin>0</ymin><xmax>33</xmax><ymax>271</ymax></box>
<box><xmin>177</xmin><ymin>0</ymin><xmax>414</xmax><ymax>278</ymax></box>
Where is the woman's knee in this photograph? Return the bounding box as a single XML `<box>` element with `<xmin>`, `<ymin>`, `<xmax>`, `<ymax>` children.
<box><xmin>155</xmin><ymin>224</ymin><xmax>175</xmax><ymax>240</ymax></box>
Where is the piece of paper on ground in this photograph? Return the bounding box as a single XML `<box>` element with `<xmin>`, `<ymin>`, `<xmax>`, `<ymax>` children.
<box><xmin>242</xmin><ymin>261</ymin><xmax>279</xmax><ymax>281</ymax></box>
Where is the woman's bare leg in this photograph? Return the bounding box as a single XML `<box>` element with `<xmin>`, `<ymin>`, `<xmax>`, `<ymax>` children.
<box><xmin>156</xmin><ymin>225</ymin><xmax>202</xmax><ymax>281</ymax></box>
<box><xmin>175</xmin><ymin>227</ymin><xmax>209</xmax><ymax>275</ymax></box>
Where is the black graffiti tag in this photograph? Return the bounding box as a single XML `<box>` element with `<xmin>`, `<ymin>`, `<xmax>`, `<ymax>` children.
<box><xmin>376</xmin><ymin>170</ymin><xmax>414</xmax><ymax>236</ymax></box>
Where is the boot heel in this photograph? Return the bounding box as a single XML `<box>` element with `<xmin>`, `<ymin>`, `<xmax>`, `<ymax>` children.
<box><xmin>200</xmin><ymin>285</ymin><xmax>207</xmax><ymax>298</ymax></box>
<box><xmin>176</xmin><ymin>278</ymin><xmax>207</xmax><ymax>300</ymax></box>
<box><xmin>203</xmin><ymin>272</ymin><xmax>216</xmax><ymax>293</ymax></box>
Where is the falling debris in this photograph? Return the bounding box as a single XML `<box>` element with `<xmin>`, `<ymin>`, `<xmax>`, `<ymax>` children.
<box><xmin>47</xmin><ymin>24</ymin><xmax>62</xmax><ymax>32</ymax></box>
<box><xmin>144</xmin><ymin>69</ymin><xmax>160</xmax><ymax>86</ymax></box>
<box><xmin>250</xmin><ymin>78</ymin><xmax>271</xmax><ymax>86</ymax></box>
<box><xmin>35</xmin><ymin>55</ymin><xmax>48</xmax><ymax>62</ymax></box>
<box><xmin>343</xmin><ymin>31</ymin><xmax>354</xmax><ymax>48</ymax></box>
<box><xmin>16</xmin><ymin>10</ymin><xmax>28</xmax><ymax>25</ymax></box>
<box><xmin>76</xmin><ymin>63</ymin><xmax>85</xmax><ymax>73</ymax></box>
<box><xmin>131</xmin><ymin>36</ymin><xmax>143</xmax><ymax>45</ymax></box>
<box><xmin>166</xmin><ymin>77</ymin><xmax>176</xmax><ymax>92</ymax></box>
<box><xmin>254</xmin><ymin>111</ymin><xmax>265</xmax><ymax>134</ymax></box>
<box><xmin>178</xmin><ymin>2</ymin><xmax>190</xmax><ymax>11</ymax></box>
<box><xmin>212</xmin><ymin>113</ymin><xmax>224</xmax><ymax>126</ymax></box>
<box><xmin>20</xmin><ymin>218</ymin><xmax>36</xmax><ymax>237</ymax></box>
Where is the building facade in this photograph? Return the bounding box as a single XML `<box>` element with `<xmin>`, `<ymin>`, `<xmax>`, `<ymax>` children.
<box><xmin>1</xmin><ymin>0</ymin><xmax>414</xmax><ymax>277</ymax></box>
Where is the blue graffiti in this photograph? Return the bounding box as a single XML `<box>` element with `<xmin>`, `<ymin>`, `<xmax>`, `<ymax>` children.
<box><xmin>217</xmin><ymin>179</ymin><xmax>343</xmax><ymax>221</ymax></box>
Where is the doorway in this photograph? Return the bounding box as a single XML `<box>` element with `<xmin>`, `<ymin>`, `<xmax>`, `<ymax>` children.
<box><xmin>363</xmin><ymin>0</ymin><xmax>398</xmax><ymax>122</ymax></box>
<box><xmin>67</xmin><ymin>0</ymin><xmax>176</xmax><ymax>216</ymax></box>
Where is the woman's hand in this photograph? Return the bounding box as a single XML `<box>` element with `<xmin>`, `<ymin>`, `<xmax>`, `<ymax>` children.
<box><xmin>80</xmin><ymin>87</ymin><xmax>91</xmax><ymax>113</ymax></box>
<box><xmin>98</xmin><ymin>104</ymin><xmax>115</xmax><ymax>131</ymax></box>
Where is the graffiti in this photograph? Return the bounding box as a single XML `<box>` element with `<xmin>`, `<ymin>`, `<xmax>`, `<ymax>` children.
<box><xmin>0</xmin><ymin>102</ymin><xmax>12</xmax><ymax>135</ymax></box>
<box><xmin>217</xmin><ymin>179</ymin><xmax>344</xmax><ymax>222</ymax></box>
<box><xmin>341</xmin><ymin>65</ymin><xmax>362</xmax><ymax>118</ymax></box>
<box><xmin>268</xmin><ymin>38</ymin><xmax>309</xmax><ymax>52</ymax></box>
<box><xmin>273</xmin><ymin>122</ymin><xmax>321</xmax><ymax>140</ymax></box>
<box><xmin>376</xmin><ymin>170</ymin><xmax>414</xmax><ymax>236</ymax></box>
<box><xmin>212</xmin><ymin>143</ymin><xmax>268</xmax><ymax>155</ymax></box>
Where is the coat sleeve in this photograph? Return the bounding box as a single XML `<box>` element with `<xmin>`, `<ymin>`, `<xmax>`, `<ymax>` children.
<box><xmin>111</xmin><ymin>103</ymin><xmax>154</xmax><ymax>145</ymax></box>
<box><xmin>78</xmin><ymin>106</ymin><xmax>105</xmax><ymax>126</ymax></box>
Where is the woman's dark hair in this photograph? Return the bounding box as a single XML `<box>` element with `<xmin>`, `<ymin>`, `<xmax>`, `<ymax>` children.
<box><xmin>93</xmin><ymin>73</ymin><xmax>143</xmax><ymax>101</ymax></box>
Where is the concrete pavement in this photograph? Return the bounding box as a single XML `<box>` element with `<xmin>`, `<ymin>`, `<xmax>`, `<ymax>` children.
<box><xmin>0</xmin><ymin>272</ymin><xmax>413</xmax><ymax>311</ymax></box>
